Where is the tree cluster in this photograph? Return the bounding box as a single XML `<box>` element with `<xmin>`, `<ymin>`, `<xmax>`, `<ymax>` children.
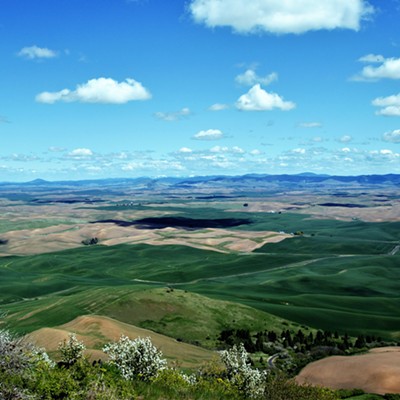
<box><xmin>219</xmin><ymin>327</ymin><xmax>385</xmax><ymax>354</ymax></box>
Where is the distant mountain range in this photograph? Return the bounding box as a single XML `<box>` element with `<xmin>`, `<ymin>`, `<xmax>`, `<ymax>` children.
<box><xmin>1</xmin><ymin>173</ymin><xmax>400</xmax><ymax>189</ymax></box>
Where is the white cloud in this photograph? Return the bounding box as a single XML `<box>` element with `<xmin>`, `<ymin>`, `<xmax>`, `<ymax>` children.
<box><xmin>375</xmin><ymin>106</ymin><xmax>400</xmax><ymax>117</ymax></box>
<box><xmin>292</xmin><ymin>148</ymin><xmax>306</xmax><ymax>154</ymax></box>
<box><xmin>122</xmin><ymin>159</ymin><xmax>184</xmax><ymax>172</ymax></box>
<box><xmin>178</xmin><ymin>147</ymin><xmax>193</xmax><ymax>153</ymax></box>
<box><xmin>189</xmin><ymin>0</ymin><xmax>374</xmax><ymax>34</ymax></box>
<box><xmin>5</xmin><ymin>142</ymin><xmax>400</xmax><ymax>179</ymax></box>
<box><xmin>155</xmin><ymin>107</ymin><xmax>191</xmax><ymax>121</ymax></box>
<box><xmin>210</xmin><ymin>145</ymin><xmax>229</xmax><ymax>153</ymax></box>
<box><xmin>69</xmin><ymin>148</ymin><xmax>93</xmax><ymax>157</ymax></box>
<box><xmin>380</xmin><ymin>149</ymin><xmax>393</xmax><ymax>155</ymax></box>
<box><xmin>358</xmin><ymin>54</ymin><xmax>385</xmax><ymax>63</ymax></box>
<box><xmin>209</xmin><ymin>103</ymin><xmax>229</xmax><ymax>111</ymax></box>
<box><xmin>250</xmin><ymin>149</ymin><xmax>263</xmax><ymax>155</ymax></box>
<box><xmin>235</xmin><ymin>69</ymin><xmax>278</xmax><ymax>86</ymax></box>
<box><xmin>353</xmin><ymin>56</ymin><xmax>400</xmax><ymax>81</ymax></box>
<box><xmin>36</xmin><ymin>77</ymin><xmax>151</xmax><ymax>104</ymax></box>
<box><xmin>377</xmin><ymin>107</ymin><xmax>400</xmax><ymax>116</ymax></box>
<box><xmin>236</xmin><ymin>84</ymin><xmax>295</xmax><ymax>111</ymax></box>
<box><xmin>372</xmin><ymin>93</ymin><xmax>400</xmax><ymax>116</ymax></box>
<box><xmin>372</xmin><ymin>94</ymin><xmax>400</xmax><ymax>107</ymax></box>
<box><xmin>338</xmin><ymin>135</ymin><xmax>353</xmax><ymax>143</ymax></box>
<box><xmin>298</xmin><ymin>122</ymin><xmax>322</xmax><ymax>128</ymax></box>
<box><xmin>48</xmin><ymin>146</ymin><xmax>66</xmax><ymax>152</ymax></box>
<box><xmin>382</xmin><ymin>129</ymin><xmax>400</xmax><ymax>143</ymax></box>
<box><xmin>115</xmin><ymin>152</ymin><xmax>128</xmax><ymax>159</ymax></box>
<box><xmin>9</xmin><ymin>153</ymin><xmax>39</xmax><ymax>162</ymax></box>
<box><xmin>18</xmin><ymin>45</ymin><xmax>57</xmax><ymax>59</ymax></box>
<box><xmin>232</xmin><ymin>146</ymin><xmax>245</xmax><ymax>154</ymax></box>
<box><xmin>193</xmin><ymin>129</ymin><xmax>224</xmax><ymax>140</ymax></box>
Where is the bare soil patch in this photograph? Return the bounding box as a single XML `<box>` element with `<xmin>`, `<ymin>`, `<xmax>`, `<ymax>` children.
<box><xmin>296</xmin><ymin>347</ymin><xmax>400</xmax><ymax>394</ymax></box>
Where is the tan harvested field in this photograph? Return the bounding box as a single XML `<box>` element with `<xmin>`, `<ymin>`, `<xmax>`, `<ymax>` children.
<box><xmin>297</xmin><ymin>204</ymin><xmax>400</xmax><ymax>222</ymax></box>
<box><xmin>296</xmin><ymin>347</ymin><xmax>400</xmax><ymax>394</ymax></box>
<box><xmin>0</xmin><ymin>219</ymin><xmax>290</xmax><ymax>256</ymax></box>
<box><xmin>25</xmin><ymin>315</ymin><xmax>216</xmax><ymax>368</ymax></box>
<box><xmin>0</xmin><ymin>205</ymin><xmax>291</xmax><ymax>256</ymax></box>
<box><xmin>1</xmin><ymin>190</ymin><xmax>400</xmax><ymax>257</ymax></box>
<box><xmin>242</xmin><ymin>199</ymin><xmax>400</xmax><ymax>222</ymax></box>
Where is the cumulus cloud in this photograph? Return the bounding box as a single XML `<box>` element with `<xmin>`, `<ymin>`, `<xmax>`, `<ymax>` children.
<box><xmin>235</xmin><ymin>69</ymin><xmax>278</xmax><ymax>86</ymax></box>
<box><xmin>372</xmin><ymin>93</ymin><xmax>400</xmax><ymax>116</ymax></box>
<box><xmin>358</xmin><ymin>54</ymin><xmax>385</xmax><ymax>63</ymax></box>
<box><xmin>382</xmin><ymin>129</ymin><xmax>400</xmax><ymax>143</ymax></box>
<box><xmin>189</xmin><ymin>0</ymin><xmax>374</xmax><ymax>34</ymax></box>
<box><xmin>380</xmin><ymin>149</ymin><xmax>394</xmax><ymax>155</ymax></box>
<box><xmin>298</xmin><ymin>122</ymin><xmax>322</xmax><ymax>128</ymax></box>
<box><xmin>4</xmin><ymin>143</ymin><xmax>400</xmax><ymax>179</ymax></box>
<box><xmin>7</xmin><ymin>153</ymin><xmax>39</xmax><ymax>162</ymax></box>
<box><xmin>36</xmin><ymin>77</ymin><xmax>151</xmax><ymax>104</ymax></box>
<box><xmin>232</xmin><ymin>146</ymin><xmax>245</xmax><ymax>154</ymax></box>
<box><xmin>154</xmin><ymin>107</ymin><xmax>191</xmax><ymax>121</ymax></box>
<box><xmin>122</xmin><ymin>159</ymin><xmax>184</xmax><ymax>172</ymax></box>
<box><xmin>209</xmin><ymin>103</ymin><xmax>229</xmax><ymax>111</ymax></box>
<box><xmin>178</xmin><ymin>147</ymin><xmax>193</xmax><ymax>153</ymax></box>
<box><xmin>210</xmin><ymin>145</ymin><xmax>229</xmax><ymax>153</ymax></box>
<box><xmin>338</xmin><ymin>135</ymin><xmax>353</xmax><ymax>143</ymax></box>
<box><xmin>18</xmin><ymin>45</ymin><xmax>57</xmax><ymax>59</ymax></box>
<box><xmin>236</xmin><ymin>84</ymin><xmax>295</xmax><ymax>111</ymax></box>
<box><xmin>250</xmin><ymin>149</ymin><xmax>263</xmax><ymax>155</ymax></box>
<box><xmin>377</xmin><ymin>107</ymin><xmax>400</xmax><ymax>117</ymax></box>
<box><xmin>193</xmin><ymin>129</ymin><xmax>224</xmax><ymax>140</ymax></box>
<box><xmin>207</xmin><ymin>146</ymin><xmax>246</xmax><ymax>154</ymax></box>
<box><xmin>68</xmin><ymin>148</ymin><xmax>93</xmax><ymax>158</ymax></box>
<box><xmin>292</xmin><ymin>148</ymin><xmax>306</xmax><ymax>154</ymax></box>
<box><xmin>353</xmin><ymin>56</ymin><xmax>400</xmax><ymax>81</ymax></box>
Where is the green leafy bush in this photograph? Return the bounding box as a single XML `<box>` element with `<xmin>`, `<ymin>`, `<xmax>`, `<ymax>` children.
<box><xmin>58</xmin><ymin>333</ymin><xmax>86</xmax><ymax>366</ymax></box>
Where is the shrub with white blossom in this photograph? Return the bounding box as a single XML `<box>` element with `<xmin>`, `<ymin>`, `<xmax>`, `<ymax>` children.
<box><xmin>58</xmin><ymin>333</ymin><xmax>86</xmax><ymax>365</ymax></box>
<box><xmin>219</xmin><ymin>343</ymin><xmax>267</xmax><ymax>398</ymax></box>
<box><xmin>0</xmin><ymin>328</ymin><xmax>24</xmax><ymax>372</ymax></box>
<box><xmin>1</xmin><ymin>328</ymin><xmax>55</xmax><ymax>399</ymax></box>
<box><xmin>103</xmin><ymin>335</ymin><xmax>167</xmax><ymax>381</ymax></box>
<box><xmin>1</xmin><ymin>328</ymin><xmax>54</xmax><ymax>372</ymax></box>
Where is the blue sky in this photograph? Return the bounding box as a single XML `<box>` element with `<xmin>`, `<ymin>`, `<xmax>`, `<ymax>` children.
<box><xmin>1</xmin><ymin>0</ymin><xmax>400</xmax><ymax>181</ymax></box>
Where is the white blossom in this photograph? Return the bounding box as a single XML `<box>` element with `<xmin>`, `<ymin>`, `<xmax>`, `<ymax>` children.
<box><xmin>103</xmin><ymin>336</ymin><xmax>167</xmax><ymax>381</ymax></box>
<box><xmin>219</xmin><ymin>343</ymin><xmax>267</xmax><ymax>398</ymax></box>
<box><xmin>1</xmin><ymin>328</ymin><xmax>54</xmax><ymax>371</ymax></box>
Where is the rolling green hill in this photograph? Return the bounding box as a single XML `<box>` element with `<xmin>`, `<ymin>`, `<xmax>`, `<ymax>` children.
<box><xmin>1</xmin><ymin>227</ymin><xmax>399</xmax><ymax>341</ymax></box>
